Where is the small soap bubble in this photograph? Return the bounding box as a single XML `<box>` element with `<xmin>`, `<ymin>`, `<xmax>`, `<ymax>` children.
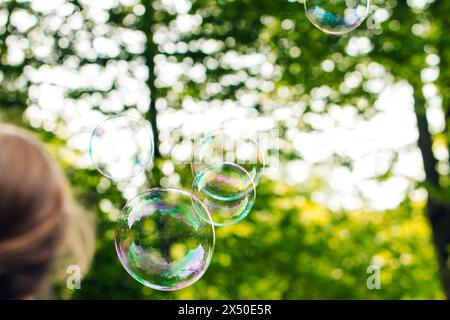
<box><xmin>89</xmin><ymin>114</ymin><xmax>154</xmax><ymax>181</ymax></box>
<box><xmin>305</xmin><ymin>0</ymin><xmax>369</xmax><ymax>35</ymax></box>
<box><xmin>115</xmin><ymin>188</ymin><xmax>215</xmax><ymax>291</ymax></box>
<box><xmin>192</xmin><ymin>129</ymin><xmax>264</xmax><ymax>200</ymax></box>
<box><xmin>192</xmin><ymin>162</ymin><xmax>256</xmax><ymax>227</ymax></box>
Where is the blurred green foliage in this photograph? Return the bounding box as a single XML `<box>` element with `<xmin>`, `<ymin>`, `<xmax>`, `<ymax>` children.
<box><xmin>53</xmin><ymin>160</ymin><xmax>443</xmax><ymax>299</ymax></box>
<box><xmin>1</xmin><ymin>0</ymin><xmax>449</xmax><ymax>299</ymax></box>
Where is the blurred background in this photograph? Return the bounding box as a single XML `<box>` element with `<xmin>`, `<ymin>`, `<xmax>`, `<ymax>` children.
<box><xmin>0</xmin><ymin>0</ymin><xmax>449</xmax><ymax>299</ymax></box>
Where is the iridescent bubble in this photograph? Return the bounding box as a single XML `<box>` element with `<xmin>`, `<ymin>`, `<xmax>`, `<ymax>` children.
<box><xmin>192</xmin><ymin>162</ymin><xmax>256</xmax><ymax>227</ymax></box>
<box><xmin>305</xmin><ymin>0</ymin><xmax>369</xmax><ymax>35</ymax></box>
<box><xmin>115</xmin><ymin>188</ymin><xmax>215</xmax><ymax>291</ymax></box>
<box><xmin>89</xmin><ymin>114</ymin><xmax>154</xmax><ymax>181</ymax></box>
<box><xmin>192</xmin><ymin>129</ymin><xmax>264</xmax><ymax>200</ymax></box>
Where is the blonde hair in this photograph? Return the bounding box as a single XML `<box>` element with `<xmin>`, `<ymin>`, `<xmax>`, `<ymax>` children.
<box><xmin>0</xmin><ymin>124</ymin><xmax>95</xmax><ymax>299</ymax></box>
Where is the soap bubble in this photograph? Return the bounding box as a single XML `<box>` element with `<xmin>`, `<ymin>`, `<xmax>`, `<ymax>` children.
<box><xmin>192</xmin><ymin>162</ymin><xmax>256</xmax><ymax>226</ymax></box>
<box><xmin>115</xmin><ymin>188</ymin><xmax>215</xmax><ymax>291</ymax></box>
<box><xmin>305</xmin><ymin>0</ymin><xmax>369</xmax><ymax>35</ymax></box>
<box><xmin>89</xmin><ymin>114</ymin><xmax>154</xmax><ymax>181</ymax></box>
<box><xmin>192</xmin><ymin>129</ymin><xmax>264</xmax><ymax>200</ymax></box>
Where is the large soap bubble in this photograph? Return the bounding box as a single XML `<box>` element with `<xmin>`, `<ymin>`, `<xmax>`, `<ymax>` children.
<box><xmin>192</xmin><ymin>162</ymin><xmax>256</xmax><ymax>227</ymax></box>
<box><xmin>89</xmin><ymin>114</ymin><xmax>154</xmax><ymax>181</ymax></box>
<box><xmin>305</xmin><ymin>0</ymin><xmax>369</xmax><ymax>35</ymax></box>
<box><xmin>115</xmin><ymin>188</ymin><xmax>215</xmax><ymax>291</ymax></box>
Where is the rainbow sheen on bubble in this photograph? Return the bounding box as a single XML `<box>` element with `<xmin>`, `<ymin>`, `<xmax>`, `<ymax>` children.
<box><xmin>192</xmin><ymin>129</ymin><xmax>264</xmax><ymax>200</ymax></box>
<box><xmin>192</xmin><ymin>162</ymin><xmax>256</xmax><ymax>227</ymax></box>
<box><xmin>115</xmin><ymin>188</ymin><xmax>215</xmax><ymax>291</ymax></box>
<box><xmin>305</xmin><ymin>0</ymin><xmax>369</xmax><ymax>35</ymax></box>
<box><xmin>89</xmin><ymin>114</ymin><xmax>154</xmax><ymax>181</ymax></box>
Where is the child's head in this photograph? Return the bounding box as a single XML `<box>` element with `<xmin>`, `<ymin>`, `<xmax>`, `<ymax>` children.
<box><xmin>0</xmin><ymin>124</ymin><xmax>91</xmax><ymax>299</ymax></box>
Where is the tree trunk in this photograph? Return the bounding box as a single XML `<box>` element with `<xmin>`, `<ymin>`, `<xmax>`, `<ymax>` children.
<box><xmin>414</xmin><ymin>91</ymin><xmax>450</xmax><ymax>298</ymax></box>
<box><xmin>139</xmin><ymin>1</ymin><xmax>164</xmax><ymax>187</ymax></box>
<box><xmin>142</xmin><ymin>1</ymin><xmax>160</xmax><ymax>159</ymax></box>
<box><xmin>427</xmin><ymin>199</ymin><xmax>450</xmax><ymax>298</ymax></box>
